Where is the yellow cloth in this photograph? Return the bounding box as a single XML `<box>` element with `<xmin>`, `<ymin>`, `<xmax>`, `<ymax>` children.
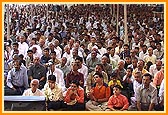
<box><xmin>108</xmin><ymin>80</ymin><xmax>123</xmax><ymax>88</ymax></box>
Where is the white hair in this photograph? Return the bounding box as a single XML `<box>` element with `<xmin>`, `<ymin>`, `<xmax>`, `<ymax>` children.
<box><xmin>31</xmin><ymin>79</ymin><xmax>39</xmax><ymax>85</ymax></box>
<box><xmin>118</xmin><ymin>59</ymin><xmax>125</xmax><ymax>65</ymax></box>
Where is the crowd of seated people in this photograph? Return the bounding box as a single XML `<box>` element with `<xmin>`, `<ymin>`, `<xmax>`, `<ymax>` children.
<box><xmin>4</xmin><ymin>4</ymin><xmax>164</xmax><ymax>111</ymax></box>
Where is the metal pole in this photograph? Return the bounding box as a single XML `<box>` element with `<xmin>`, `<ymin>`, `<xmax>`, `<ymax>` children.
<box><xmin>31</xmin><ymin>4</ymin><xmax>33</xmax><ymax>26</ymax></box>
<box><xmin>116</xmin><ymin>4</ymin><xmax>119</xmax><ymax>37</ymax></box>
<box><xmin>124</xmin><ymin>4</ymin><xmax>128</xmax><ymax>44</ymax></box>
<box><xmin>47</xmin><ymin>4</ymin><xmax>48</xmax><ymax>22</ymax></box>
<box><xmin>110</xmin><ymin>4</ymin><xmax>112</xmax><ymax>15</ymax></box>
<box><xmin>113</xmin><ymin>4</ymin><xmax>115</xmax><ymax>18</ymax></box>
<box><xmin>111</xmin><ymin>4</ymin><xmax>115</xmax><ymax>25</ymax></box>
<box><xmin>7</xmin><ymin>4</ymin><xmax>10</xmax><ymax>40</ymax></box>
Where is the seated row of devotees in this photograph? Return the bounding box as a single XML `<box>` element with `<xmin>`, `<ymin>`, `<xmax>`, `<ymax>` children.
<box><xmin>5</xmin><ymin>71</ymin><xmax>164</xmax><ymax>111</ymax></box>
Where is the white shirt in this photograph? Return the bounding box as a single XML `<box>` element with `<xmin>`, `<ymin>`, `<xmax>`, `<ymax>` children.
<box><xmin>78</xmin><ymin>64</ymin><xmax>88</xmax><ymax>86</ymax></box>
<box><xmin>143</xmin><ymin>54</ymin><xmax>157</xmax><ymax>64</ymax></box>
<box><xmin>109</xmin><ymin>54</ymin><xmax>120</xmax><ymax>63</ymax></box>
<box><xmin>159</xmin><ymin>79</ymin><xmax>164</xmax><ymax>103</ymax></box>
<box><xmin>54</xmin><ymin>48</ymin><xmax>62</xmax><ymax>60</ymax></box>
<box><xmin>46</xmin><ymin>68</ymin><xmax>66</xmax><ymax>92</ymax></box>
<box><xmin>98</xmin><ymin>47</ymin><xmax>107</xmax><ymax>56</ymax></box>
<box><xmin>86</xmin><ymin>53</ymin><xmax>101</xmax><ymax>61</ymax></box>
<box><xmin>123</xmin><ymin>75</ymin><xmax>134</xmax><ymax>83</ymax></box>
<box><xmin>70</xmin><ymin>48</ymin><xmax>84</xmax><ymax>58</ymax></box>
<box><xmin>18</xmin><ymin>42</ymin><xmax>29</xmax><ymax>57</ymax></box>
<box><xmin>149</xmin><ymin>64</ymin><xmax>160</xmax><ymax>76</ymax></box>
<box><xmin>132</xmin><ymin>43</ymin><xmax>140</xmax><ymax>50</ymax></box>
<box><xmin>44</xmin><ymin>31</ymin><xmax>50</xmax><ymax>38</ymax></box>
<box><xmin>22</xmin><ymin>88</ymin><xmax>44</xmax><ymax>96</ymax></box>
<box><xmin>139</xmin><ymin>51</ymin><xmax>148</xmax><ymax>60</ymax></box>
<box><xmin>153</xmin><ymin>48</ymin><xmax>164</xmax><ymax>59</ymax></box>
<box><xmin>62</xmin><ymin>52</ymin><xmax>71</xmax><ymax>60</ymax></box>
<box><xmin>29</xmin><ymin>45</ymin><xmax>43</xmax><ymax>58</ymax></box>
<box><xmin>115</xmin><ymin>46</ymin><xmax>124</xmax><ymax>55</ymax></box>
<box><xmin>45</xmin><ymin>39</ymin><xmax>55</xmax><ymax>47</ymax></box>
<box><xmin>85</xmin><ymin>21</ymin><xmax>92</xmax><ymax>31</ymax></box>
<box><xmin>55</xmin><ymin>46</ymin><xmax>62</xmax><ymax>56</ymax></box>
<box><xmin>62</xmin><ymin>52</ymin><xmax>71</xmax><ymax>66</ymax></box>
<box><xmin>27</xmin><ymin>33</ymin><xmax>36</xmax><ymax>41</ymax></box>
<box><xmin>8</xmin><ymin>49</ymin><xmax>21</xmax><ymax>61</ymax></box>
<box><xmin>133</xmin><ymin>80</ymin><xmax>141</xmax><ymax>96</ymax></box>
<box><xmin>109</xmin><ymin>54</ymin><xmax>120</xmax><ymax>69</ymax></box>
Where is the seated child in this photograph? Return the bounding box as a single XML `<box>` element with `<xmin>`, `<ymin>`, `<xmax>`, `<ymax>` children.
<box><xmin>108</xmin><ymin>72</ymin><xmax>123</xmax><ymax>95</ymax></box>
<box><xmin>106</xmin><ymin>85</ymin><xmax>129</xmax><ymax>111</ymax></box>
<box><xmin>64</xmin><ymin>80</ymin><xmax>85</xmax><ymax>111</ymax></box>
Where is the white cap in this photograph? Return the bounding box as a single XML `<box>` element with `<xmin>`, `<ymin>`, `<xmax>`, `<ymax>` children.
<box><xmin>92</xmin><ymin>45</ymin><xmax>98</xmax><ymax>50</ymax></box>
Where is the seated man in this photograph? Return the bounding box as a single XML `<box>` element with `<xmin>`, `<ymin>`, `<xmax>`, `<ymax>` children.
<box><xmin>46</xmin><ymin>64</ymin><xmax>66</xmax><ymax>92</ymax></box>
<box><xmin>42</xmin><ymin>75</ymin><xmax>64</xmax><ymax>111</ymax></box>
<box><xmin>28</xmin><ymin>56</ymin><xmax>47</xmax><ymax>89</ymax></box>
<box><xmin>152</xmin><ymin>64</ymin><xmax>164</xmax><ymax>90</ymax></box>
<box><xmin>64</xmin><ymin>80</ymin><xmax>85</xmax><ymax>111</ymax></box>
<box><xmin>5</xmin><ymin>60</ymin><xmax>29</xmax><ymax>95</ymax></box>
<box><xmin>23</xmin><ymin>79</ymin><xmax>44</xmax><ymax>96</ymax></box>
<box><xmin>136</xmin><ymin>73</ymin><xmax>157</xmax><ymax>111</ymax></box>
<box><xmin>86</xmin><ymin>64</ymin><xmax>108</xmax><ymax>94</ymax></box>
<box><xmin>128</xmin><ymin>71</ymin><xmax>142</xmax><ymax>110</ymax></box>
<box><xmin>106</xmin><ymin>85</ymin><xmax>129</xmax><ymax>111</ymax></box>
<box><xmin>66</xmin><ymin>62</ymin><xmax>84</xmax><ymax>88</ymax></box>
<box><xmin>85</xmin><ymin>72</ymin><xmax>111</xmax><ymax>111</ymax></box>
<box><xmin>154</xmin><ymin>79</ymin><xmax>164</xmax><ymax>111</ymax></box>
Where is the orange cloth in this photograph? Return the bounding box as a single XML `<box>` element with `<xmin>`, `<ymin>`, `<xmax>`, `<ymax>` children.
<box><xmin>64</xmin><ymin>86</ymin><xmax>84</xmax><ymax>104</ymax></box>
<box><xmin>108</xmin><ymin>94</ymin><xmax>129</xmax><ymax>110</ymax></box>
<box><xmin>92</xmin><ymin>83</ymin><xmax>111</xmax><ymax>100</ymax></box>
<box><xmin>153</xmin><ymin>70</ymin><xmax>164</xmax><ymax>86</ymax></box>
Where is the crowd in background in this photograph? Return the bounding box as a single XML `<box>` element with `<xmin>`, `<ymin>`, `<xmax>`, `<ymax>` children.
<box><xmin>3</xmin><ymin>4</ymin><xmax>164</xmax><ymax>111</ymax></box>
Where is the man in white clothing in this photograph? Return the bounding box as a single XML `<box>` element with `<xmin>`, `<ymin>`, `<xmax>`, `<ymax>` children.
<box><xmin>154</xmin><ymin>79</ymin><xmax>164</xmax><ymax>111</ymax></box>
<box><xmin>23</xmin><ymin>79</ymin><xmax>44</xmax><ymax>96</ymax></box>
<box><xmin>143</xmin><ymin>47</ymin><xmax>156</xmax><ymax>64</ymax></box>
<box><xmin>46</xmin><ymin>64</ymin><xmax>66</xmax><ymax>92</ymax></box>
<box><xmin>18</xmin><ymin>35</ymin><xmax>29</xmax><ymax>58</ymax></box>
<box><xmin>75</xmin><ymin>56</ymin><xmax>88</xmax><ymax>87</ymax></box>
<box><xmin>128</xmin><ymin>71</ymin><xmax>142</xmax><ymax>111</ymax></box>
<box><xmin>139</xmin><ymin>45</ymin><xmax>148</xmax><ymax>60</ymax></box>
<box><xmin>149</xmin><ymin>60</ymin><xmax>162</xmax><ymax>77</ymax></box>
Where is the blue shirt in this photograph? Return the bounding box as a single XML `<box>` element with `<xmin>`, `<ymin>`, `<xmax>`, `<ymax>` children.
<box><xmin>7</xmin><ymin>65</ymin><xmax>29</xmax><ymax>89</ymax></box>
